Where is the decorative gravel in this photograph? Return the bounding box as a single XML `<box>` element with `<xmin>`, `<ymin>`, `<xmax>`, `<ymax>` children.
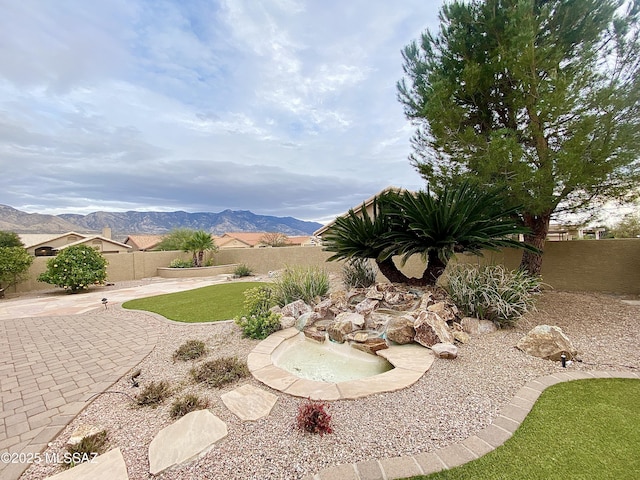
<box><xmin>22</xmin><ymin>291</ymin><xmax>639</xmax><ymax>480</ymax></box>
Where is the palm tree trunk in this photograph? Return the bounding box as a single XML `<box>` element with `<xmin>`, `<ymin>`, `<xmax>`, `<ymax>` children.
<box><xmin>421</xmin><ymin>250</ymin><xmax>446</xmax><ymax>286</ymax></box>
<box><xmin>375</xmin><ymin>258</ymin><xmax>413</xmax><ymax>284</ymax></box>
<box><xmin>520</xmin><ymin>212</ymin><xmax>551</xmax><ymax>275</ymax></box>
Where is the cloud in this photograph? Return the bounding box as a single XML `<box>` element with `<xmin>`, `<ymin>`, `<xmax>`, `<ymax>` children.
<box><xmin>0</xmin><ymin>0</ymin><xmax>442</xmax><ymax>223</ymax></box>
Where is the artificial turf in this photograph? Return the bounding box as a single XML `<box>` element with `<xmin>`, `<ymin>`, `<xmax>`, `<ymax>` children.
<box><xmin>406</xmin><ymin>378</ymin><xmax>640</xmax><ymax>480</ymax></box>
<box><xmin>122</xmin><ymin>281</ymin><xmax>268</xmax><ymax>322</ymax></box>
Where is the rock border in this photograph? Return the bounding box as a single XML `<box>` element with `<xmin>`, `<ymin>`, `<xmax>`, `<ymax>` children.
<box><xmin>300</xmin><ymin>370</ymin><xmax>640</xmax><ymax>480</ymax></box>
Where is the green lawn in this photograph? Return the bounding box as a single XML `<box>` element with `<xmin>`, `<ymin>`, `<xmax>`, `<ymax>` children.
<box><xmin>407</xmin><ymin>378</ymin><xmax>640</xmax><ymax>480</ymax></box>
<box><xmin>122</xmin><ymin>282</ymin><xmax>268</xmax><ymax>322</ymax></box>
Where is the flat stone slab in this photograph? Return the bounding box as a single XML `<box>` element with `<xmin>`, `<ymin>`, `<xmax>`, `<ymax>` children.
<box><xmin>45</xmin><ymin>447</ymin><xmax>128</xmax><ymax>480</ymax></box>
<box><xmin>221</xmin><ymin>384</ymin><xmax>278</xmax><ymax>421</ymax></box>
<box><xmin>148</xmin><ymin>410</ymin><xmax>227</xmax><ymax>475</ymax></box>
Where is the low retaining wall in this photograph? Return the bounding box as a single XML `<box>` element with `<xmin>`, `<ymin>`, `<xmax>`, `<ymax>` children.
<box><xmin>157</xmin><ymin>264</ymin><xmax>238</xmax><ymax>278</ymax></box>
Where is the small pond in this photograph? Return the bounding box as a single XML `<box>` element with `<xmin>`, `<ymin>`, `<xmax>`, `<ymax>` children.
<box><xmin>271</xmin><ymin>332</ymin><xmax>393</xmax><ymax>383</ymax></box>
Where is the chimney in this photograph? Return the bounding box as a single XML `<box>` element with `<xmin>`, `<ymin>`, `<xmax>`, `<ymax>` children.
<box><xmin>102</xmin><ymin>227</ymin><xmax>112</xmax><ymax>239</ymax></box>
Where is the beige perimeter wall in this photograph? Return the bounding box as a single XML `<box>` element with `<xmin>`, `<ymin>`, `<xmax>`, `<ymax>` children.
<box><xmin>9</xmin><ymin>239</ymin><xmax>640</xmax><ymax>295</ymax></box>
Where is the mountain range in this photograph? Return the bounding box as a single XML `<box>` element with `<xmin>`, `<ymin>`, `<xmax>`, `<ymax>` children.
<box><xmin>0</xmin><ymin>205</ymin><xmax>323</xmax><ymax>236</ymax></box>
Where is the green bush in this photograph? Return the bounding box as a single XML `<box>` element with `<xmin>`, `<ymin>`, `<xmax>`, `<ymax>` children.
<box><xmin>190</xmin><ymin>357</ymin><xmax>249</xmax><ymax>387</ymax></box>
<box><xmin>234</xmin><ymin>285</ymin><xmax>281</xmax><ymax>339</ymax></box>
<box><xmin>234</xmin><ymin>263</ymin><xmax>253</xmax><ymax>277</ymax></box>
<box><xmin>235</xmin><ymin>311</ymin><xmax>282</xmax><ymax>340</ymax></box>
<box><xmin>169</xmin><ymin>258</ymin><xmax>194</xmax><ymax>268</ymax></box>
<box><xmin>0</xmin><ymin>246</ymin><xmax>33</xmax><ymax>292</ymax></box>
<box><xmin>273</xmin><ymin>265</ymin><xmax>329</xmax><ymax>306</ymax></box>
<box><xmin>37</xmin><ymin>245</ymin><xmax>108</xmax><ymax>293</ymax></box>
<box><xmin>342</xmin><ymin>258</ymin><xmax>378</xmax><ymax>288</ymax></box>
<box><xmin>445</xmin><ymin>264</ymin><xmax>542</xmax><ymax>327</ymax></box>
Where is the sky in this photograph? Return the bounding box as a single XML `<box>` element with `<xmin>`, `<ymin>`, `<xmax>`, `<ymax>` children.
<box><xmin>0</xmin><ymin>0</ymin><xmax>446</xmax><ymax>224</ymax></box>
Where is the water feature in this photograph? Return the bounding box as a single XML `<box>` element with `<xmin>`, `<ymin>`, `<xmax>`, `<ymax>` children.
<box><xmin>271</xmin><ymin>333</ymin><xmax>393</xmax><ymax>383</ymax></box>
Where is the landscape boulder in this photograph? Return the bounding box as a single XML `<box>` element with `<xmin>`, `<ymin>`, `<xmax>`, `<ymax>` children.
<box><xmin>327</xmin><ymin>312</ymin><xmax>365</xmax><ymax>343</ymax></box>
<box><xmin>279</xmin><ymin>315</ymin><xmax>295</xmax><ymax>329</ymax></box>
<box><xmin>354</xmin><ymin>298</ymin><xmax>379</xmax><ymax>316</ymax></box>
<box><xmin>351</xmin><ymin>338</ymin><xmax>388</xmax><ymax>355</ymax></box>
<box><xmin>431</xmin><ymin>343</ymin><xmax>458</xmax><ymax>359</ymax></box>
<box><xmin>516</xmin><ymin>325</ymin><xmax>578</xmax><ymax>361</ymax></box>
<box><xmin>295</xmin><ymin>311</ymin><xmax>320</xmax><ymax>331</ymax></box>
<box><xmin>303</xmin><ymin>327</ymin><xmax>326</xmax><ymax>343</ymax></box>
<box><xmin>384</xmin><ymin>314</ymin><xmax>416</xmax><ymax>344</ymax></box>
<box><xmin>281</xmin><ymin>300</ymin><xmax>312</xmax><ymax>319</ymax></box>
<box><xmin>413</xmin><ymin>311</ymin><xmax>454</xmax><ymax>347</ymax></box>
<box><xmin>460</xmin><ymin>317</ymin><xmax>497</xmax><ymax>336</ymax></box>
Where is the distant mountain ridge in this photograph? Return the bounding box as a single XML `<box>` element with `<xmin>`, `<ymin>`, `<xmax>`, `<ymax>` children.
<box><xmin>0</xmin><ymin>205</ymin><xmax>323</xmax><ymax>236</ymax></box>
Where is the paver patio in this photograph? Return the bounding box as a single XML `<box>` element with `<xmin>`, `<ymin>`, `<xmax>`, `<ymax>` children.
<box><xmin>0</xmin><ymin>277</ymin><xmax>223</xmax><ymax>480</ymax></box>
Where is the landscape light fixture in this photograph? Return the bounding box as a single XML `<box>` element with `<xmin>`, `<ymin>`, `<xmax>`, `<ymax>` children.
<box><xmin>102</xmin><ymin>298</ymin><xmax>108</xmax><ymax>309</ymax></box>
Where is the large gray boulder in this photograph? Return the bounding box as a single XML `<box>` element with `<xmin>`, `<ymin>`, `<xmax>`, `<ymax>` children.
<box><xmin>516</xmin><ymin>325</ymin><xmax>578</xmax><ymax>361</ymax></box>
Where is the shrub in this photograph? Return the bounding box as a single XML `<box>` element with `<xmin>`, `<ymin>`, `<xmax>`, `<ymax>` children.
<box><xmin>190</xmin><ymin>357</ymin><xmax>249</xmax><ymax>388</ymax></box>
<box><xmin>64</xmin><ymin>430</ymin><xmax>109</xmax><ymax>468</ymax></box>
<box><xmin>0</xmin><ymin>246</ymin><xmax>33</xmax><ymax>292</ymax></box>
<box><xmin>169</xmin><ymin>258</ymin><xmax>194</xmax><ymax>268</ymax></box>
<box><xmin>234</xmin><ymin>263</ymin><xmax>253</xmax><ymax>277</ymax></box>
<box><xmin>170</xmin><ymin>394</ymin><xmax>209</xmax><ymax>419</ymax></box>
<box><xmin>273</xmin><ymin>265</ymin><xmax>329</xmax><ymax>306</ymax></box>
<box><xmin>342</xmin><ymin>258</ymin><xmax>378</xmax><ymax>288</ymax></box>
<box><xmin>37</xmin><ymin>245</ymin><xmax>107</xmax><ymax>293</ymax></box>
<box><xmin>445</xmin><ymin>264</ymin><xmax>542</xmax><ymax>328</ymax></box>
<box><xmin>173</xmin><ymin>340</ymin><xmax>207</xmax><ymax>361</ymax></box>
<box><xmin>234</xmin><ymin>285</ymin><xmax>281</xmax><ymax>339</ymax></box>
<box><xmin>235</xmin><ymin>311</ymin><xmax>282</xmax><ymax>340</ymax></box>
<box><xmin>295</xmin><ymin>399</ymin><xmax>333</xmax><ymax>436</ymax></box>
<box><xmin>135</xmin><ymin>381</ymin><xmax>171</xmax><ymax>407</ymax></box>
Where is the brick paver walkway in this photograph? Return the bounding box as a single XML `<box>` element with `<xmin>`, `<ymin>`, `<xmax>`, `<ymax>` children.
<box><xmin>0</xmin><ymin>310</ymin><xmax>158</xmax><ymax>480</ymax></box>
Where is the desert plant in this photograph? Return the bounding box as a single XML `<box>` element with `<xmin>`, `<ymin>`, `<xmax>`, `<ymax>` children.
<box><xmin>323</xmin><ymin>184</ymin><xmax>535</xmax><ymax>286</ymax></box>
<box><xmin>445</xmin><ymin>264</ymin><xmax>542</xmax><ymax>327</ymax></box>
<box><xmin>295</xmin><ymin>399</ymin><xmax>333</xmax><ymax>436</ymax></box>
<box><xmin>173</xmin><ymin>340</ymin><xmax>207</xmax><ymax>361</ymax></box>
<box><xmin>273</xmin><ymin>265</ymin><xmax>329</xmax><ymax>305</ymax></box>
<box><xmin>234</xmin><ymin>263</ymin><xmax>253</xmax><ymax>277</ymax></box>
<box><xmin>342</xmin><ymin>258</ymin><xmax>378</xmax><ymax>288</ymax></box>
<box><xmin>0</xmin><ymin>246</ymin><xmax>33</xmax><ymax>294</ymax></box>
<box><xmin>135</xmin><ymin>380</ymin><xmax>171</xmax><ymax>407</ymax></box>
<box><xmin>235</xmin><ymin>311</ymin><xmax>282</xmax><ymax>340</ymax></box>
<box><xmin>37</xmin><ymin>245</ymin><xmax>108</xmax><ymax>293</ymax></box>
<box><xmin>170</xmin><ymin>394</ymin><xmax>209</xmax><ymax>419</ymax></box>
<box><xmin>260</xmin><ymin>232</ymin><xmax>289</xmax><ymax>247</ymax></box>
<box><xmin>64</xmin><ymin>430</ymin><xmax>109</xmax><ymax>468</ymax></box>
<box><xmin>169</xmin><ymin>258</ymin><xmax>194</xmax><ymax>268</ymax></box>
<box><xmin>235</xmin><ymin>285</ymin><xmax>281</xmax><ymax>339</ymax></box>
<box><xmin>190</xmin><ymin>357</ymin><xmax>249</xmax><ymax>388</ymax></box>
<box><xmin>183</xmin><ymin>230</ymin><xmax>218</xmax><ymax>268</ymax></box>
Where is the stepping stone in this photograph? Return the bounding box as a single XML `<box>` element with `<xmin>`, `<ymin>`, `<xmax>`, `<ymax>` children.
<box><xmin>221</xmin><ymin>384</ymin><xmax>278</xmax><ymax>421</ymax></box>
<box><xmin>45</xmin><ymin>447</ymin><xmax>128</xmax><ymax>480</ymax></box>
<box><xmin>148</xmin><ymin>410</ymin><xmax>228</xmax><ymax>475</ymax></box>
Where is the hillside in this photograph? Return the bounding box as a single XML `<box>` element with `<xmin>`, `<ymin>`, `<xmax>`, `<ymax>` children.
<box><xmin>0</xmin><ymin>205</ymin><xmax>322</xmax><ymax>235</ymax></box>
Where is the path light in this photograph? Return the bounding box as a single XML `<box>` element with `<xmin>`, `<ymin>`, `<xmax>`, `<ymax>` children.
<box><xmin>102</xmin><ymin>298</ymin><xmax>108</xmax><ymax>309</ymax></box>
<box><xmin>561</xmin><ymin>353</ymin><xmax>566</xmax><ymax>368</ymax></box>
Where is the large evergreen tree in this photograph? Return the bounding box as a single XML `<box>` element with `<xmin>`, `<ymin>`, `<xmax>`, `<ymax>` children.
<box><xmin>398</xmin><ymin>0</ymin><xmax>640</xmax><ymax>274</ymax></box>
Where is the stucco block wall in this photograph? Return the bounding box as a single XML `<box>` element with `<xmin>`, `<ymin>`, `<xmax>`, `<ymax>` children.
<box><xmin>8</xmin><ymin>239</ymin><xmax>640</xmax><ymax>295</ymax></box>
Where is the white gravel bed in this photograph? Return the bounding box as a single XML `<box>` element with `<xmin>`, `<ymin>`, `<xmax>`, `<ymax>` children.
<box><xmin>22</xmin><ymin>291</ymin><xmax>640</xmax><ymax>480</ymax></box>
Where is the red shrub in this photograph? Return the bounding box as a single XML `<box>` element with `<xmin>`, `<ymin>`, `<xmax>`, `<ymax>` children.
<box><xmin>295</xmin><ymin>399</ymin><xmax>333</xmax><ymax>436</ymax></box>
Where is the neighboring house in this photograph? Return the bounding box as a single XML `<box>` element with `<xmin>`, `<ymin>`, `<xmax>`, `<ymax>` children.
<box><xmin>314</xmin><ymin>186</ymin><xmax>404</xmax><ymax>239</ymax></box>
<box><xmin>21</xmin><ymin>229</ymin><xmax>131</xmax><ymax>255</ymax></box>
<box><xmin>546</xmin><ymin>224</ymin><xmax>606</xmax><ymax>241</ymax></box>
<box><xmin>286</xmin><ymin>236</ymin><xmax>319</xmax><ymax>247</ymax></box>
<box><xmin>217</xmin><ymin>232</ymin><xmax>270</xmax><ymax>248</ymax></box>
<box><xmin>124</xmin><ymin>234</ymin><xmax>164</xmax><ymax>251</ymax></box>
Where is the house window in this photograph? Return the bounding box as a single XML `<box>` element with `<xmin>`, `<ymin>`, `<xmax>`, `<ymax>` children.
<box><xmin>35</xmin><ymin>246</ymin><xmax>56</xmax><ymax>256</ymax></box>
